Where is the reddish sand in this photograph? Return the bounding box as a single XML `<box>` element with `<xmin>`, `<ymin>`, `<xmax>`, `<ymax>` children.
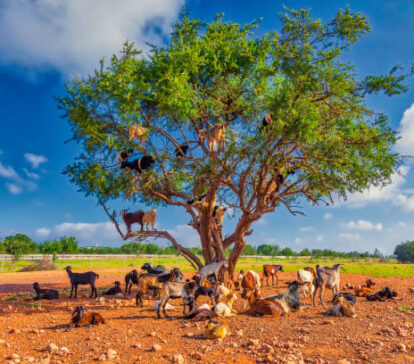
<box><xmin>0</xmin><ymin>269</ymin><xmax>413</xmax><ymax>364</ymax></box>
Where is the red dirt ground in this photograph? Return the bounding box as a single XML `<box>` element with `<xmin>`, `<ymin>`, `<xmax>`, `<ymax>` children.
<box><xmin>0</xmin><ymin>269</ymin><xmax>413</xmax><ymax>364</ymax></box>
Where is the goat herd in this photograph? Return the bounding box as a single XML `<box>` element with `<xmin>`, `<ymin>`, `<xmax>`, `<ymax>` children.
<box><xmin>29</xmin><ymin>260</ymin><xmax>399</xmax><ymax>339</ymax></box>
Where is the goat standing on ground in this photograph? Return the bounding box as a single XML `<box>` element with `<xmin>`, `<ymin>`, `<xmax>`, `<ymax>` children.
<box><xmin>124</xmin><ymin>269</ymin><xmax>139</xmax><ymax>295</ymax></box>
<box><xmin>71</xmin><ymin>305</ymin><xmax>105</xmax><ymax>327</ymax></box>
<box><xmin>33</xmin><ymin>282</ymin><xmax>59</xmax><ymax>300</ymax></box>
<box><xmin>263</xmin><ymin>264</ymin><xmax>284</xmax><ymax>287</ymax></box>
<box><xmin>313</xmin><ymin>264</ymin><xmax>342</xmax><ymax>307</ymax></box>
<box><xmin>297</xmin><ymin>267</ymin><xmax>316</xmax><ymax>303</ymax></box>
<box><xmin>65</xmin><ymin>266</ymin><xmax>99</xmax><ymax>299</ymax></box>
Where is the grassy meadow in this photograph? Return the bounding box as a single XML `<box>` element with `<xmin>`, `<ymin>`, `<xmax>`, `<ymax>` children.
<box><xmin>0</xmin><ymin>255</ymin><xmax>413</xmax><ymax>278</ymax></box>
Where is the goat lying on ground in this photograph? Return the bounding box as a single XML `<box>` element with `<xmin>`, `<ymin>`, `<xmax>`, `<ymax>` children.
<box><xmin>129</xmin><ymin>125</ymin><xmax>148</xmax><ymax>146</ymax></box>
<box><xmin>242</xmin><ymin>288</ymin><xmax>285</xmax><ymax>317</ymax></box>
<box><xmin>180</xmin><ymin>307</ymin><xmax>216</xmax><ymax>322</ymax></box>
<box><xmin>103</xmin><ymin>281</ymin><xmax>122</xmax><ymax>296</ymax></box>
<box><xmin>297</xmin><ymin>267</ymin><xmax>316</xmax><ymax>303</ymax></box>
<box><xmin>354</xmin><ymin>279</ymin><xmax>376</xmax><ymax>297</ymax></box>
<box><xmin>175</xmin><ymin>143</ymin><xmax>189</xmax><ymax>158</ymax></box>
<box><xmin>142</xmin><ymin>208</ymin><xmax>157</xmax><ymax>231</ymax></box>
<box><xmin>204</xmin><ymin>319</ymin><xmax>230</xmax><ymax>339</ymax></box>
<box><xmin>65</xmin><ymin>266</ymin><xmax>99</xmax><ymax>299</ymax></box>
<box><xmin>121</xmin><ymin>209</ymin><xmax>144</xmax><ymax>233</ymax></box>
<box><xmin>33</xmin><ymin>282</ymin><xmax>59</xmax><ymax>300</ymax></box>
<box><xmin>118</xmin><ymin>149</ymin><xmax>134</xmax><ymax>163</ymax></box>
<box><xmin>157</xmin><ymin>280</ymin><xmax>198</xmax><ymax>319</ymax></box>
<box><xmin>199</xmin><ymin>125</ymin><xmax>226</xmax><ymax>152</ymax></box>
<box><xmin>71</xmin><ymin>305</ymin><xmax>105</xmax><ymax>327</ymax></box>
<box><xmin>326</xmin><ymin>295</ymin><xmax>356</xmax><ymax>317</ymax></box>
<box><xmin>199</xmin><ymin>260</ymin><xmax>229</xmax><ymax>282</ymax></box>
<box><xmin>121</xmin><ymin>156</ymin><xmax>154</xmax><ymax>174</ymax></box>
<box><xmin>136</xmin><ymin>268</ymin><xmax>184</xmax><ymax>307</ymax></box>
<box><xmin>141</xmin><ymin>263</ymin><xmax>167</xmax><ymax>275</ymax></box>
<box><xmin>124</xmin><ymin>269</ymin><xmax>139</xmax><ymax>295</ymax></box>
<box><xmin>265</xmin><ymin>281</ymin><xmax>305</xmax><ymax>313</ymax></box>
<box><xmin>334</xmin><ymin>292</ymin><xmax>357</xmax><ymax>304</ymax></box>
<box><xmin>343</xmin><ymin>282</ymin><xmax>354</xmax><ymax>290</ymax></box>
<box><xmin>366</xmin><ymin>287</ymin><xmax>398</xmax><ymax>301</ymax></box>
<box><xmin>263</xmin><ymin>264</ymin><xmax>284</xmax><ymax>287</ymax></box>
<box><xmin>313</xmin><ymin>264</ymin><xmax>342</xmax><ymax>307</ymax></box>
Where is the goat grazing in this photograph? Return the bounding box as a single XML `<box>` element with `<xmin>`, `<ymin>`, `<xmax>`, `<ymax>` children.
<box><xmin>199</xmin><ymin>125</ymin><xmax>226</xmax><ymax>152</ymax></box>
<box><xmin>65</xmin><ymin>266</ymin><xmax>99</xmax><ymax>299</ymax></box>
<box><xmin>125</xmin><ymin>269</ymin><xmax>139</xmax><ymax>295</ymax></box>
<box><xmin>141</xmin><ymin>263</ymin><xmax>167</xmax><ymax>275</ymax></box>
<box><xmin>129</xmin><ymin>125</ymin><xmax>148</xmax><ymax>146</ymax></box>
<box><xmin>117</xmin><ymin>149</ymin><xmax>134</xmax><ymax>163</ymax></box>
<box><xmin>136</xmin><ymin>268</ymin><xmax>183</xmax><ymax>307</ymax></box>
<box><xmin>175</xmin><ymin>143</ymin><xmax>189</xmax><ymax>158</ymax></box>
<box><xmin>199</xmin><ymin>260</ymin><xmax>229</xmax><ymax>282</ymax></box>
<box><xmin>204</xmin><ymin>319</ymin><xmax>230</xmax><ymax>339</ymax></box>
<box><xmin>297</xmin><ymin>267</ymin><xmax>316</xmax><ymax>303</ymax></box>
<box><xmin>242</xmin><ymin>288</ymin><xmax>285</xmax><ymax>318</ymax></box>
<box><xmin>103</xmin><ymin>281</ymin><xmax>122</xmax><ymax>296</ymax></box>
<box><xmin>313</xmin><ymin>264</ymin><xmax>342</xmax><ymax>307</ymax></box>
<box><xmin>157</xmin><ymin>280</ymin><xmax>198</xmax><ymax>319</ymax></box>
<box><xmin>71</xmin><ymin>305</ymin><xmax>105</xmax><ymax>327</ymax></box>
<box><xmin>265</xmin><ymin>281</ymin><xmax>304</xmax><ymax>313</ymax></box>
<box><xmin>121</xmin><ymin>156</ymin><xmax>154</xmax><ymax>174</ymax></box>
<box><xmin>120</xmin><ymin>209</ymin><xmax>144</xmax><ymax>233</ymax></box>
<box><xmin>263</xmin><ymin>264</ymin><xmax>284</xmax><ymax>287</ymax></box>
<box><xmin>142</xmin><ymin>208</ymin><xmax>157</xmax><ymax>231</ymax></box>
<box><xmin>33</xmin><ymin>282</ymin><xmax>59</xmax><ymax>300</ymax></box>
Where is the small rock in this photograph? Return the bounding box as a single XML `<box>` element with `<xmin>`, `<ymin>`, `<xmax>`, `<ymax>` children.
<box><xmin>152</xmin><ymin>344</ymin><xmax>162</xmax><ymax>352</ymax></box>
<box><xmin>235</xmin><ymin>329</ymin><xmax>243</xmax><ymax>337</ymax></box>
<box><xmin>260</xmin><ymin>344</ymin><xmax>274</xmax><ymax>354</ymax></box>
<box><xmin>0</xmin><ymin>339</ymin><xmax>10</xmax><ymax>348</ymax></box>
<box><xmin>97</xmin><ymin>297</ymin><xmax>105</xmax><ymax>303</ymax></box>
<box><xmin>338</xmin><ymin>360</ymin><xmax>351</xmax><ymax>364</ymax></box>
<box><xmin>149</xmin><ymin>332</ymin><xmax>157</xmax><ymax>337</ymax></box>
<box><xmin>12</xmin><ymin>353</ymin><xmax>20</xmax><ymax>359</ymax></box>
<box><xmin>247</xmin><ymin>338</ymin><xmax>259</xmax><ymax>346</ymax></box>
<box><xmin>106</xmin><ymin>349</ymin><xmax>117</xmax><ymax>360</ymax></box>
<box><xmin>321</xmin><ymin>320</ymin><xmax>333</xmax><ymax>325</ymax></box>
<box><xmin>39</xmin><ymin>357</ymin><xmax>50</xmax><ymax>364</ymax></box>
<box><xmin>230</xmin><ymin>342</ymin><xmax>239</xmax><ymax>348</ymax></box>
<box><xmin>98</xmin><ymin>354</ymin><xmax>106</xmax><ymax>361</ymax></box>
<box><xmin>60</xmin><ymin>347</ymin><xmax>70</xmax><ymax>355</ymax></box>
<box><xmin>372</xmin><ymin>340</ymin><xmax>384</xmax><ymax>347</ymax></box>
<box><xmin>9</xmin><ymin>329</ymin><xmax>21</xmax><ymax>334</ymax></box>
<box><xmin>45</xmin><ymin>343</ymin><xmax>59</xmax><ymax>353</ymax></box>
<box><xmin>395</xmin><ymin>343</ymin><xmax>407</xmax><ymax>353</ymax></box>
<box><xmin>172</xmin><ymin>354</ymin><xmax>185</xmax><ymax>364</ymax></box>
<box><xmin>131</xmin><ymin>343</ymin><xmax>142</xmax><ymax>349</ymax></box>
<box><xmin>185</xmin><ymin>332</ymin><xmax>194</xmax><ymax>338</ymax></box>
<box><xmin>25</xmin><ymin>357</ymin><xmax>35</xmax><ymax>363</ymax></box>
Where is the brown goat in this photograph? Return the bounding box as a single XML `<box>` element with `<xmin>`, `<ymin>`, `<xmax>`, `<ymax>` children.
<box><xmin>120</xmin><ymin>209</ymin><xmax>144</xmax><ymax>233</ymax></box>
<box><xmin>327</xmin><ymin>295</ymin><xmax>356</xmax><ymax>317</ymax></box>
<box><xmin>142</xmin><ymin>208</ymin><xmax>157</xmax><ymax>231</ymax></box>
<box><xmin>71</xmin><ymin>305</ymin><xmax>105</xmax><ymax>327</ymax></box>
<box><xmin>199</xmin><ymin>125</ymin><xmax>226</xmax><ymax>152</ymax></box>
<box><xmin>242</xmin><ymin>289</ymin><xmax>285</xmax><ymax>318</ymax></box>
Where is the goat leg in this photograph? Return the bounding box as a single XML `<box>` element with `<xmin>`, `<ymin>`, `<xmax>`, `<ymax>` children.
<box><xmin>69</xmin><ymin>285</ymin><xmax>74</xmax><ymax>299</ymax></box>
<box><xmin>74</xmin><ymin>285</ymin><xmax>78</xmax><ymax>299</ymax></box>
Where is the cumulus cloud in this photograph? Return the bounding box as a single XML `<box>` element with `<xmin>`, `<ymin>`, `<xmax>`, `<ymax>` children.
<box><xmin>316</xmin><ymin>234</ymin><xmax>324</xmax><ymax>242</ymax></box>
<box><xmin>339</xmin><ymin>232</ymin><xmax>361</xmax><ymax>241</ymax></box>
<box><xmin>0</xmin><ymin>162</ymin><xmax>20</xmax><ymax>180</ymax></box>
<box><xmin>35</xmin><ymin>227</ymin><xmax>51</xmax><ymax>238</ymax></box>
<box><xmin>24</xmin><ymin>153</ymin><xmax>47</xmax><ymax>169</ymax></box>
<box><xmin>346</xmin><ymin>220</ymin><xmax>383</xmax><ymax>231</ymax></box>
<box><xmin>396</xmin><ymin>103</ymin><xmax>414</xmax><ymax>156</ymax></box>
<box><xmin>299</xmin><ymin>226</ymin><xmax>314</xmax><ymax>232</ymax></box>
<box><xmin>0</xmin><ymin>157</ymin><xmax>38</xmax><ymax>194</ymax></box>
<box><xmin>0</xmin><ymin>0</ymin><xmax>185</xmax><ymax>75</ymax></box>
<box><xmin>23</xmin><ymin>168</ymin><xmax>40</xmax><ymax>180</ymax></box>
<box><xmin>54</xmin><ymin>222</ymin><xmax>120</xmax><ymax>242</ymax></box>
<box><xmin>167</xmin><ymin>224</ymin><xmax>200</xmax><ymax>247</ymax></box>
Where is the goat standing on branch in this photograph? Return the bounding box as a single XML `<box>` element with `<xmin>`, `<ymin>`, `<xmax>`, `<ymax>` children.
<box><xmin>60</xmin><ymin>9</ymin><xmax>409</xmax><ymax>276</ymax></box>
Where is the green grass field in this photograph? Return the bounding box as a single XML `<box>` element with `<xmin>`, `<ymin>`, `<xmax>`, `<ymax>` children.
<box><xmin>0</xmin><ymin>255</ymin><xmax>413</xmax><ymax>278</ymax></box>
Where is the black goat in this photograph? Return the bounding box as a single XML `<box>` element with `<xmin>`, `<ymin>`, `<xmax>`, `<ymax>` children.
<box><xmin>141</xmin><ymin>263</ymin><xmax>167</xmax><ymax>275</ymax></box>
<box><xmin>366</xmin><ymin>286</ymin><xmax>398</xmax><ymax>301</ymax></box>
<box><xmin>65</xmin><ymin>266</ymin><xmax>99</xmax><ymax>299</ymax></box>
<box><xmin>118</xmin><ymin>149</ymin><xmax>134</xmax><ymax>163</ymax></box>
<box><xmin>175</xmin><ymin>143</ymin><xmax>189</xmax><ymax>158</ymax></box>
<box><xmin>186</xmin><ymin>194</ymin><xmax>207</xmax><ymax>205</ymax></box>
<box><xmin>33</xmin><ymin>282</ymin><xmax>59</xmax><ymax>300</ymax></box>
<box><xmin>192</xmin><ymin>275</ymin><xmax>216</xmax><ymax>306</ymax></box>
<box><xmin>333</xmin><ymin>292</ymin><xmax>357</xmax><ymax>304</ymax></box>
<box><xmin>125</xmin><ymin>269</ymin><xmax>139</xmax><ymax>295</ymax></box>
<box><xmin>121</xmin><ymin>156</ymin><xmax>154</xmax><ymax>174</ymax></box>
<box><xmin>103</xmin><ymin>281</ymin><xmax>122</xmax><ymax>296</ymax></box>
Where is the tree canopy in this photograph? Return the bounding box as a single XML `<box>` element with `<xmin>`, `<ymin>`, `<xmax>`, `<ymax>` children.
<box><xmin>58</xmin><ymin>8</ymin><xmax>409</xmax><ymax>272</ymax></box>
<box><xmin>394</xmin><ymin>241</ymin><xmax>414</xmax><ymax>263</ymax></box>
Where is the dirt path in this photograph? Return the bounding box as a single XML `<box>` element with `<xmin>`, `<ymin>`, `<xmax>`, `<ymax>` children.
<box><xmin>0</xmin><ymin>269</ymin><xmax>413</xmax><ymax>363</ymax></box>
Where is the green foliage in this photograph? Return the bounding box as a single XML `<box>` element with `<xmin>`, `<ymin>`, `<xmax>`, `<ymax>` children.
<box><xmin>394</xmin><ymin>241</ymin><xmax>414</xmax><ymax>263</ymax></box>
<box><xmin>3</xmin><ymin>234</ymin><xmax>38</xmax><ymax>261</ymax></box>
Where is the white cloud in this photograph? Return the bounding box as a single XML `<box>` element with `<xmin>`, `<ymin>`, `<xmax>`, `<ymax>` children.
<box><xmin>5</xmin><ymin>183</ymin><xmax>23</xmax><ymax>194</ymax></box>
<box><xmin>339</xmin><ymin>232</ymin><xmax>361</xmax><ymax>241</ymax></box>
<box><xmin>167</xmin><ymin>224</ymin><xmax>200</xmax><ymax>247</ymax></box>
<box><xmin>396</xmin><ymin>103</ymin><xmax>414</xmax><ymax>156</ymax></box>
<box><xmin>346</xmin><ymin>219</ymin><xmax>383</xmax><ymax>231</ymax></box>
<box><xmin>324</xmin><ymin>213</ymin><xmax>333</xmax><ymax>220</ymax></box>
<box><xmin>24</xmin><ymin>153</ymin><xmax>47</xmax><ymax>169</ymax></box>
<box><xmin>293</xmin><ymin>237</ymin><xmax>305</xmax><ymax>245</ymax></box>
<box><xmin>0</xmin><ymin>0</ymin><xmax>185</xmax><ymax>76</ymax></box>
<box><xmin>299</xmin><ymin>226</ymin><xmax>314</xmax><ymax>232</ymax></box>
<box><xmin>35</xmin><ymin>227</ymin><xmax>51</xmax><ymax>238</ymax></box>
<box><xmin>54</xmin><ymin>221</ymin><xmax>120</xmax><ymax>242</ymax></box>
<box><xmin>0</xmin><ymin>162</ymin><xmax>20</xmax><ymax>180</ymax></box>
<box><xmin>316</xmin><ymin>234</ymin><xmax>324</xmax><ymax>242</ymax></box>
<box><xmin>23</xmin><ymin>168</ymin><xmax>40</xmax><ymax>180</ymax></box>
<box><xmin>397</xmin><ymin>222</ymin><xmax>406</xmax><ymax>227</ymax></box>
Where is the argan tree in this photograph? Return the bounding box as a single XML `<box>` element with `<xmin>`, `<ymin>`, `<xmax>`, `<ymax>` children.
<box><xmin>59</xmin><ymin>9</ymin><xmax>409</xmax><ymax>274</ymax></box>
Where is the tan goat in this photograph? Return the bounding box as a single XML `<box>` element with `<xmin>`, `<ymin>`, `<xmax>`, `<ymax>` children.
<box><xmin>129</xmin><ymin>125</ymin><xmax>148</xmax><ymax>147</ymax></box>
<box><xmin>142</xmin><ymin>208</ymin><xmax>157</xmax><ymax>231</ymax></box>
<box><xmin>199</xmin><ymin>125</ymin><xmax>226</xmax><ymax>152</ymax></box>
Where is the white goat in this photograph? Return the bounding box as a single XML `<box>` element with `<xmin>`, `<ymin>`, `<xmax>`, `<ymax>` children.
<box><xmin>297</xmin><ymin>268</ymin><xmax>316</xmax><ymax>302</ymax></box>
<box><xmin>214</xmin><ymin>302</ymin><xmax>234</xmax><ymax>317</ymax></box>
<box><xmin>199</xmin><ymin>260</ymin><xmax>229</xmax><ymax>281</ymax></box>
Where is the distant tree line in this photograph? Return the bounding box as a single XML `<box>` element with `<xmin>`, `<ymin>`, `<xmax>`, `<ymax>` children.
<box><xmin>394</xmin><ymin>241</ymin><xmax>414</xmax><ymax>263</ymax></box>
<box><xmin>0</xmin><ymin>233</ymin><xmax>389</xmax><ymax>261</ymax></box>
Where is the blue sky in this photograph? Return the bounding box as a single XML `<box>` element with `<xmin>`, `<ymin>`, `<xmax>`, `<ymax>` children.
<box><xmin>0</xmin><ymin>0</ymin><xmax>414</xmax><ymax>254</ymax></box>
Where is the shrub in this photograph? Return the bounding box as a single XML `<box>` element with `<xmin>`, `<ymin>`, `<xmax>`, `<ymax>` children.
<box><xmin>394</xmin><ymin>241</ymin><xmax>414</xmax><ymax>263</ymax></box>
<box><xmin>19</xmin><ymin>257</ymin><xmax>58</xmax><ymax>272</ymax></box>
